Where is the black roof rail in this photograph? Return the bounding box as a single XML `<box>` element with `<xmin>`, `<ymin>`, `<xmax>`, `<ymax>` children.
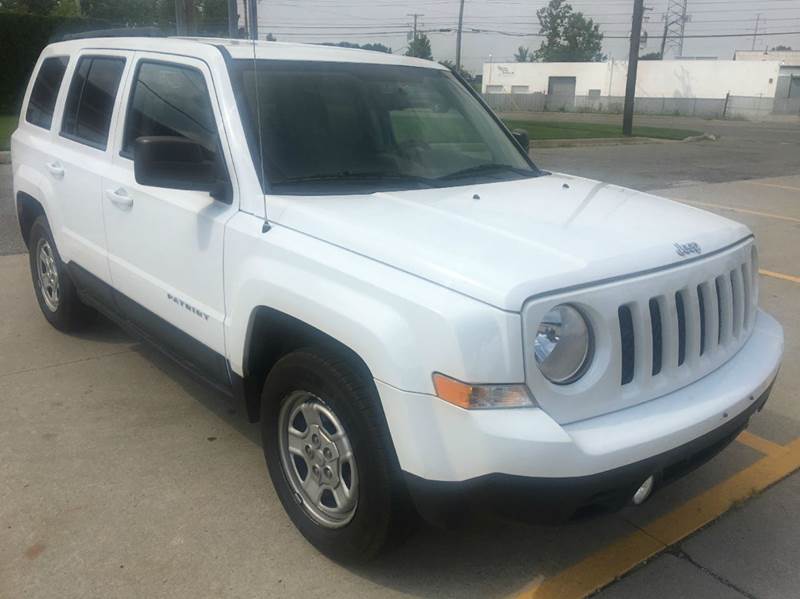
<box><xmin>60</xmin><ymin>27</ymin><xmax>166</xmax><ymax>42</ymax></box>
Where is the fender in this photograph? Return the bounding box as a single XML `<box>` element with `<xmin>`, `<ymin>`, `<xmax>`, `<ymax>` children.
<box><xmin>13</xmin><ymin>159</ymin><xmax>66</xmax><ymax>251</ymax></box>
<box><xmin>223</xmin><ymin>213</ymin><xmax>525</xmax><ymax>395</ymax></box>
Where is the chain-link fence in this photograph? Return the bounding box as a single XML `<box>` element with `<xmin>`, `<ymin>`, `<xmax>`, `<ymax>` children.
<box><xmin>482</xmin><ymin>93</ymin><xmax>797</xmax><ymax>120</ymax></box>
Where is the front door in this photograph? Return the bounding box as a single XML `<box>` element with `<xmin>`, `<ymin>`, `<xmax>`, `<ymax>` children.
<box><xmin>101</xmin><ymin>52</ymin><xmax>238</xmax><ymax>386</ymax></box>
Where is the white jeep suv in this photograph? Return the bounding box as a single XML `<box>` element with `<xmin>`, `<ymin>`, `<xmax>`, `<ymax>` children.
<box><xmin>12</xmin><ymin>36</ymin><xmax>783</xmax><ymax>561</ymax></box>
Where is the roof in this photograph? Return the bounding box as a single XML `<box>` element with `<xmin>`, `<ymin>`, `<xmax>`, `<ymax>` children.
<box><xmin>44</xmin><ymin>36</ymin><xmax>445</xmax><ymax>70</ymax></box>
<box><xmin>735</xmin><ymin>50</ymin><xmax>800</xmax><ymax>67</ymax></box>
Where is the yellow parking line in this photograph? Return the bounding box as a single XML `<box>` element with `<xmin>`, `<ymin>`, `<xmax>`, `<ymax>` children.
<box><xmin>514</xmin><ymin>437</ymin><xmax>800</xmax><ymax>599</ymax></box>
<box><xmin>736</xmin><ymin>430</ymin><xmax>786</xmax><ymax>457</ymax></box>
<box><xmin>742</xmin><ymin>180</ymin><xmax>800</xmax><ymax>192</ymax></box>
<box><xmin>677</xmin><ymin>200</ymin><xmax>800</xmax><ymax>224</ymax></box>
<box><xmin>759</xmin><ymin>269</ymin><xmax>800</xmax><ymax>284</ymax></box>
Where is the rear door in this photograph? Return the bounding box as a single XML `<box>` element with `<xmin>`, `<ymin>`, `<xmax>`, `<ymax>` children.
<box><xmin>54</xmin><ymin>51</ymin><xmax>130</xmax><ymax>284</ymax></box>
<box><xmin>101</xmin><ymin>52</ymin><xmax>238</xmax><ymax>386</ymax></box>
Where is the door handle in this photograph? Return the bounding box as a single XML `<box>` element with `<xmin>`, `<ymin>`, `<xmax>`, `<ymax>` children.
<box><xmin>46</xmin><ymin>161</ymin><xmax>64</xmax><ymax>179</ymax></box>
<box><xmin>105</xmin><ymin>188</ymin><xmax>134</xmax><ymax>209</ymax></box>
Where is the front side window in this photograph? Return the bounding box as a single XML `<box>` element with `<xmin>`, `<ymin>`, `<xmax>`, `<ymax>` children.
<box><xmin>26</xmin><ymin>56</ymin><xmax>69</xmax><ymax>129</ymax></box>
<box><xmin>61</xmin><ymin>56</ymin><xmax>125</xmax><ymax>150</ymax></box>
<box><xmin>231</xmin><ymin>60</ymin><xmax>538</xmax><ymax>194</ymax></box>
<box><xmin>122</xmin><ymin>61</ymin><xmax>219</xmax><ymax>158</ymax></box>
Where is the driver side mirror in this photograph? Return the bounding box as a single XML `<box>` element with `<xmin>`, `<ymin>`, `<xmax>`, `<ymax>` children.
<box><xmin>511</xmin><ymin>129</ymin><xmax>530</xmax><ymax>151</ymax></box>
<box><xmin>133</xmin><ymin>136</ymin><xmax>231</xmax><ymax>203</ymax></box>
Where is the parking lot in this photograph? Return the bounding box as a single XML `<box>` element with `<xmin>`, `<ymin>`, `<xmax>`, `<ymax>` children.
<box><xmin>1</xmin><ymin>115</ymin><xmax>799</xmax><ymax>598</ymax></box>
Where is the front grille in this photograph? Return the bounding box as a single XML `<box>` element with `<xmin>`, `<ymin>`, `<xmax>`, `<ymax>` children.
<box><xmin>618</xmin><ymin>253</ymin><xmax>756</xmax><ymax>386</ymax></box>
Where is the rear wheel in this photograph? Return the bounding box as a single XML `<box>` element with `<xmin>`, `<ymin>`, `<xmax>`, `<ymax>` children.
<box><xmin>28</xmin><ymin>216</ymin><xmax>94</xmax><ymax>331</ymax></box>
<box><xmin>261</xmin><ymin>348</ymin><xmax>410</xmax><ymax>561</ymax></box>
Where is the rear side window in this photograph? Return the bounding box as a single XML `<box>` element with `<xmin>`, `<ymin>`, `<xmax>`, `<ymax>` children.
<box><xmin>26</xmin><ymin>56</ymin><xmax>69</xmax><ymax>129</ymax></box>
<box><xmin>121</xmin><ymin>61</ymin><xmax>218</xmax><ymax>158</ymax></box>
<box><xmin>61</xmin><ymin>56</ymin><xmax>125</xmax><ymax>150</ymax></box>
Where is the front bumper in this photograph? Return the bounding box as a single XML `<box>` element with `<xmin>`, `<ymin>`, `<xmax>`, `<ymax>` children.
<box><xmin>378</xmin><ymin>309</ymin><xmax>783</xmax><ymax>484</ymax></box>
<box><xmin>403</xmin><ymin>383</ymin><xmax>772</xmax><ymax>523</ymax></box>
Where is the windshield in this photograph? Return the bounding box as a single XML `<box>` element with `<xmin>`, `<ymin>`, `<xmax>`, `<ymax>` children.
<box><xmin>229</xmin><ymin>59</ymin><xmax>540</xmax><ymax>194</ymax></box>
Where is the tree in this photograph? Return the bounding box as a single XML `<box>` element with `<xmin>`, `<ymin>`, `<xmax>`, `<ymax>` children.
<box><xmin>640</xmin><ymin>51</ymin><xmax>662</xmax><ymax>60</ymax></box>
<box><xmin>514</xmin><ymin>46</ymin><xmax>533</xmax><ymax>62</ymax></box>
<box><xmin>322</xmin><ymin>42</ymin><xmax>392</xmax><ymax>53</ymax></box>
<box><xmin>439</xmin><ymin>59</ymin><xmax>472</xmax><ymax>80</ymax></box>
<box><xmin>770</xmin><ymin>45</ymin><xmax>792</xmax><ymax>51</ymax></box>
<box><xmin>50</xmin><ymin>0</ymin><xmax>81</xmax><ymax>16</ymax></box>
<box><xmin>0</xmin><ymin>0</ymin><xmax>56</xmax><ymax>13</ymax></box>
<box><xmin>406</xmin><ymin>32</ymin><xmax>432</xmax><ymax>60</ymax></box>
<box><xmin>533</xmin><ymin>0</ymin><xmax>604</xmax><ymax>62</ymax></box>
<box><xmin>361</xmin><ymin>42</ymin><xmax>391</xmax><ymax>53</ymax></box>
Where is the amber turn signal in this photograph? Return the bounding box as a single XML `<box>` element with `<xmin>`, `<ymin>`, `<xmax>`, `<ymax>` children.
<box><xmin>432</xmin><ymin>373</ymin><xmax>535</xmax><ymax>410</ymax></box>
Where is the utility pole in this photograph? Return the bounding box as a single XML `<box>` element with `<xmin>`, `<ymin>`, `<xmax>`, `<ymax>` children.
<box><xmin>623</xmin><ymin>0</ymin><xmax>645</xmax><ymax>136</ymax></box>
<box><xmin>407</xmin><ymin>13</ymin><xmax>423</xmax><ymax>40</ymax></box>
<box><xmin>227</xmin><ymin>0</ymin><xmax>238</xmax><ymax>38</ymax></box>
<box><xmin>751</xmin><ymin>13</ymin><xmax>761</xmax><ymax>51</ymax></box>
<box><xmin>455</xmin><ymin>0</ymin><xmax>465</xmax><ymax>72</ymax></box>
<box><xmin>248</xmin><ymin>0</ymin><xmax>258</xmax><ymax>41</ymax></box>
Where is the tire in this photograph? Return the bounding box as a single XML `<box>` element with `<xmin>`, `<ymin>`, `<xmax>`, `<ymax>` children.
<box><xmin>261</xmin><ymin>347</ymin><xmax>411</xmax><ymax>562</ymax></box>
<box><xmin>28</xmin><ymin>216</ymin><xmax>95</xmax><ymax>331</ymax></box>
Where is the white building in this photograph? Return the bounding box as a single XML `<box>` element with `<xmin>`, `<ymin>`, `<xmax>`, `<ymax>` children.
<box><xmin>482</xmin><ymin>59</ymin><xmax>781</xmax><ymax>100</ymax></box>
<box><xmin>735</xmin><ymin>50</ymin><xmax>800</xmax><ymax>100</ymax></box>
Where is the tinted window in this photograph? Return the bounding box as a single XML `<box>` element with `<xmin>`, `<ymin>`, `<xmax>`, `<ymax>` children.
<box><xmin>232</xmin><ymin>60</ymin><xmax>537</xmax><ymax>194</ymax></box>
<box><xmin>26</xmin><ymin>56</ymin><xmax>69</xmax><ymax>129</ymax></box>
<box><xmin>122</xmin><ymin>61</ymin><xmax>218</xmax><ymax>158</ymax></box>
<box><xmin>61</xmin><ymin>56</ymin><xmax>125</xmax><ymax>149</ymax></box>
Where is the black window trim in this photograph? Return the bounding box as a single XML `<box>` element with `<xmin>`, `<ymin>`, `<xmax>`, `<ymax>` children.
<box><xmin>118</xmin><ymin>57</ymin><xmax>219</xmax><ymax>161</ymax></box>
<box><xmin>25</xmin><ymin>55</ymin><xmax>70</xmax><ymax>131</ymax></box>
<box><xmin>116</xmin><ymin>56</ymin><xmax>232</xmax><ymax>197</ymax></box>
<box><xmin>59</xmin><ymin>54</ymin><xmax>127</xmax><ymax>152</ymax></box>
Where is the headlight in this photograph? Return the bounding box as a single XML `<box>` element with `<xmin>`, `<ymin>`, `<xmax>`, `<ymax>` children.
<box><xmin>534</xmin><ymin>304</ymin><xmax>593</xmax><ymax>384</ymax></box>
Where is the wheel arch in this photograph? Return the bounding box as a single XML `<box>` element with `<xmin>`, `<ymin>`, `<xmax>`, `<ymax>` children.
<box><xmin>238</xmin><ymin>306</ymin><xmax>377</xmax><ymax>423</ymax></box>
<box><xmin>16</xmin><ymin>191</ymin><xmax>46</xmax><ymax>249</ymax></box>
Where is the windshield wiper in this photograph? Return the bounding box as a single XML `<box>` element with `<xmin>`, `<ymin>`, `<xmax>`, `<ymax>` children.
<box><xmin>437</xmin><ymin>163</ymin><xmax>537</xmax><ymax>181</ymax></box>
<box><xmin>277</xmin><ymin>171</ymin><xmax>439</xmax><ymax>188</ymax></box>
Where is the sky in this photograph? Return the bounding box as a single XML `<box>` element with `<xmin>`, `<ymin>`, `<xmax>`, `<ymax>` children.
<box><xmin>244</xmin><ymin>0</ymin><xmax>800</xmax><ymax>73</ymax></box>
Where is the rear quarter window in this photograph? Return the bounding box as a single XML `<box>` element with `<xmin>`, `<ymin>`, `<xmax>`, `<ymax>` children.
<box><xmin>26</xmin><ymin>56</ymin><xmax>69</xmax><ymax>130</ymax></box>
<box><xmin>61</xmin><ymin>55</ymin><xmax>126</xmax><ymax>150</ymax></box>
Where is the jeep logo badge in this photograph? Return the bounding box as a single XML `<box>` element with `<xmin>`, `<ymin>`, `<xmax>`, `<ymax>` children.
<box><xmin>674</xmin><ymin>242</ymin><xmax>702</xmax><ymax>257</ymax></box>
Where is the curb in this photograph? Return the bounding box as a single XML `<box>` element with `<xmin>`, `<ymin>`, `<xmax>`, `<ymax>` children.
<box><xmin>531</xmin><ymin>137</ymin><xmax>677</xmax><ymax>149</ymax></box>
<box><xmin>0</xmin><ymin>151</ymin><xmax>10</xmax><ymax>165</ymax></box>
<box><xmin>681</xmin><ymin>132</ymin><xmax>719</xmax><ymax>142</ymax></box>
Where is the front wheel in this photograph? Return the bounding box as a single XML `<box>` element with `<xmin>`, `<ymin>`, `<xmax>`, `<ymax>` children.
<box><xmin>261</xmin><ymin>348</ymin><xmax>410</xmax><ymax>562</ymax></box>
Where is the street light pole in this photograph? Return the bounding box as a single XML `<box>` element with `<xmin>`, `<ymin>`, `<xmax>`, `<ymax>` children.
<box><xmin>623</xmin><ymin>0</ymin><xmax>645</xmax><ymax>136</ymax></box>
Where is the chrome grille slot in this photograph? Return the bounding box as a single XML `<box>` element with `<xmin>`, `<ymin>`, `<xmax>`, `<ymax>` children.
<box><xmin>649</xmin><ymin>298</ymin><xmax>662</xmax><ymax>375</ymax></box>
<box><xmin>731</xmin><ymin>268</ymin><xmax>745</xmax><ymax>339</ymax></box>
<box><xmin>716</xmin><ymin>275</ymin><xmax>733</xmax><ymax>345</ymax></box>
<box><xmin>619</xmin><ymin>305</ymin><xmax>635</xmax><ymax>385</ymax></box>
<box><xmin>675</xmin><ymin>290</ymin><xmax>687</xmax><ymax>366</ymax></box>
<box><xmin>742</xmin><ymin>262</ymin><xmax>752</xmax><ymax>330</ymax></box>
<box><xmin>697</xmin><ymin>284</ymin><xmax>706</xmax><ymax>356</ymax></box>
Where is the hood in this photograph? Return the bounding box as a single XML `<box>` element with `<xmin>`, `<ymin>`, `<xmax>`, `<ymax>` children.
<box><xmin>271</xmin><ymin>173</ymin><xmax>751</xmax><ymax>311</ymax></box>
